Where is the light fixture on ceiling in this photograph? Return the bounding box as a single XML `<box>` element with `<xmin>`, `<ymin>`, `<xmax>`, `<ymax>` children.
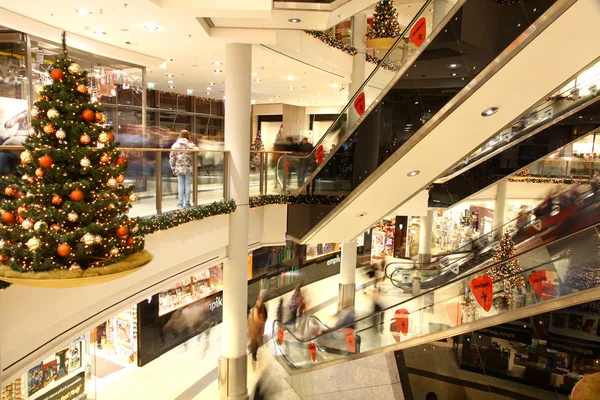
<box><xmin>169</xmin><ymin>85</ymin><xmax>174</xmax><ymax>89</ymax></box>
<box><xmin>206</xmin><ymin>87</ymin><xmax>212</xmax><ymax>91</ymax></box>
<box><xmin>275</xmin><ymin>95</ymin><xmax>280</xmax><ymax>98</ymax></box>
<box><xmin>288</xmin><ymin>18</ymin><xmax>301</xmax><ymax>23</ymax></box>
<box><xmin>407</xmin><ymin>170</ymin><xmax>420</xmax><ymax>177</ymax></box>
<box><xmin>251</xmin><ymin>100</ymin><xmax>256</xmax><ymax>105</ymax></box>
<box><xmin>208</xmin><ymin>82</ymin><xmax>215</xmax><ymax>86</ymax></box>
<box><xmin>206</xmin><ymin>92</ymin><xmax>211</xmax><ymax>95</ymax></box>
<box><xmin>167</xmin><ymin>73</ymin><xmax>174</xmax><ymax>77</ymax></box>
<box><xmin>167</xmin><ymin>58</ymin><xmax>173</xmax><ymax>62</ymax></box>
<box><xmin>255</xmin><ymin>78</ymin><xmax>261</xmax><ymax>82</ymax></box>
<box><xmin>289</xmin><ymin>86</ymin><xmax>294</xmax><ymax>90</ymax></box>
<box><xmin>356</xmin><ymin>212</ymin><xmax>368</xmax><ymax>217</ymax></box>
<box><xmin>167</xmin><ymin>80</ymin><xmax>174</xmax><ymax>84</ymax></box>
<box><xmin>213</xmin><ymin>61</ymin><xmax>222</xmax><ymax>66</ymax></box>
<box><xmin>481</xmin><ymin>107</ymin><xmax>498</xmax><ymax>117</ymax></box>
<box><xmin>187</xmin><ymin>89</ymin><xmax>193</xmax><ymax>95</ymax></box>
<box><xmin>406</xmin><ymin>14</ymin><xmax>410</xmax><ymax>16</ymax></box>
<box><xmin>142</xmin><ymin>24</ymin><xmax>160</xmax><ymax>32</ymax></box>
<box><xmin>125</xmin><ymin>41</ymin><xmax>137</xmax><ymax>45</ymax></box>
<box><xmin>269</xmin><ymin>98</ymin><xmax>274</xmax><ymax>101</ymax></box>
<box><xmin>148</xmin><ymin>82</ymin><xmax>155</xmax><ymax>89</ymax></box>
<box><xmin>451</xmin><ymin>72</ymin><xmax>457</xmax><ymax>76</ymax></box>
<box><xmin>76</xmin><ymin>9</ymin><xmax>92</xmax><ymax>15</ymax></box>
<box><xmin>448</xmin><ymin>63</ymin><xmax>459</xmax><ymax>69</ymax></box>
<box><xmin>317</xmin><ymin>93</ymin><xmax>321</xmax><ymax>96</ymax></box>
<box><xmin>252</xmin><ymin>72</ymin><xmax>259</xmax><ymax>77</ymax></box>
<box><xmin>214</xmin><ymin>69</ymin><xmax>222</xmax><ymax>73</ymax></box>
<box><xmin>94</xmin><ymin>30</ymin><xmax>106</xmax><ymax>36</ymax></box>
<box><xmin>285</xmin><ymin>75</ymin><xmax>295</xmax><ymax>81</ymax></box>
<box><xmin>330</xmin><ymin>83</ymin><xmax>340</xmax><ymax>88</ymax></box>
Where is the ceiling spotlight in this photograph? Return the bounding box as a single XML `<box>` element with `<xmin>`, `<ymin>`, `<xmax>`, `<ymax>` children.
<box><xmin>252</xmin><ymin>72</ymin><xmax>259</xmax><ymax>77</ymax></box>
<box><xmin>330</xmin><ymin>83</ymin><xmax>340</xmax><ymax>88</ymax></box>
<box><xmin>187</xmin><ymin>89</ymin><xmax>193</xmax><ymax>95</ymax></box>
<box><xmin>142</xmin><ymin>24</ymin><xmax>160</xmax><ymax>32</ymax></box>
<box><xmin>148</xmin><ymin>82</ymin><xmax>155</xmax><ymax>89</ymax></box>
<box><xmin>317</xmin><ymin>93</ymin><xmax>321</xmax><ymax>96</ymax></box>
<box><xmin>76</xmin><ymin>9</ymin><xmax>92</xmax><ymax>15</ymax></box>
<box><xmin>255</xmin><ymin>78</ymin><xmax>261</xmax><ymax>82</ymax></box>
<box><xmin>448</xmin><ymin>63</ymin><xmax>459</xmax><ymax>69</ymax></box>
<box><xmin>275</xmin><ymin>95</ymin><xmax>280</xmax><ymax>98</ymax></box>
<box><xmin>285</xmin><ymin>75</ymin><xmax>296</xmax><ymax>81</ymax></box>
<box><xmin>288</xmin><ymin>18</ymin><xmax>301</xmax><ymax>23</ymax></box>
<box><xmin>269</xmin><ymin>98</ymin><xmax>274</xmax><ymax>101</ymax></box>
<box><xmin>206</xmin><ymin>87</ymin><xmax>212</xmax><ymax>91</ymax></box>
<box><xmin>407</xmin><ymin>170</ymin><xmax>420</xmax><ymax>177</ymax></box>
<box><xmin>481</xmin><ymin>107</ymin><xmax>498</xmax><ymax>117</ymax></box>
<box><xmin>289</xmin><ymin>86</ymin><xmax>294</xmax><ymax>90</ymax></box>
<box><xmin>451</xmin><ymin>72</ymin><xmax>457</xmax><ymax>76</ymax></box>
<box><xmin>94</xmin><ymin>30</ymin><xmax>106</xmax><ymax>36</ymax></box>
<box><xmin>169</xmin><ymin>85</ymin><xmax>174</xmax><ymax>89</ymax></box>
<box><xmin>167</xmin><ymin>80</ymin><xmax>174</xmax><ymax>84</ymax></box>
<box><xmin>167</xmin><ymin>74</ymin><xmax>174</xmax><ymax>77</ymax></box>
<box><xmin>208</xmin><ymin>82</ymin><xmax>215</xmax><ymax>86</ymax></box>
<box><xmin>214</xmin><ymin>69</ymin><xmax>222</xmax><ymax>73</ymax></box>
<box><xmin>214</xmin><ymin>61</ymin><xmax>222</xmax><ymax>66</ymax></box>
<box><xmin>206</xmin><ymin>92</ymin><xmax>211</xmax><ymax>95</ymax></box>
<box><xmin>357</xmin><ymin>212</ymin><xmax>368</xmax><ymax>217</ymax></box>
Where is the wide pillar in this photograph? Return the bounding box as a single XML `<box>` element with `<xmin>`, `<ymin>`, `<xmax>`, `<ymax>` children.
<box><xmin>338</xmin><ymin>240</ymin><xmax>357</xmax><ymax>310</ymax></box>
<box><xmin>432</xmin><ymin>0</ymin><xmax>448</xmax><ymax>27</ymax></box>
<box><xmin>219</xmin><ymin>43</ymin><xmax>251</xmax><ymax>400</ymax></box>
<box><xmin>349</xmin><ymin>13</ymin><xmax>367</xmax><ymax>96</ymax></box>
<box><xmin>417</xmin><ymin>209</ymin><xmax>435</xmax><ymax>264</ymax></box>
<box><xmin>492</xmin><ymin>179</ymin><xmax>507</xmax><ymax>240</ymax></box>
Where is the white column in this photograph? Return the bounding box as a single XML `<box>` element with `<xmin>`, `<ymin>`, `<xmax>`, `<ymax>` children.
<box><xmin>349</xmin><ymin>13</ymin><xmax>367</xmax><ymax>96</ymax></box>
<box><xmin>219</xmin><ymin>43</ymin><xmax>251</xmax><ymax>400</ymax></box>
<box><xmin>338</xmin><ymin>240</ymin><xmax>357</xmax><ymax>310</ymax></box>
<box><xmin>493</xmin><ymin>179</ymin><xmax>508</xmax><ymax>241</ymax></box>
<box><xmin>418</xmin><ymin>209</ymin><xmax>435</xmax><ymax>264</ymax></box>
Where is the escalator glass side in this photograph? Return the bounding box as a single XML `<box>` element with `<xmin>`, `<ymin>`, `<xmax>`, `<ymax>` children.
<box><xmin>274</xmin><ymin>222</ymin><xmax>600</xmax><ymax>370</ymax></box>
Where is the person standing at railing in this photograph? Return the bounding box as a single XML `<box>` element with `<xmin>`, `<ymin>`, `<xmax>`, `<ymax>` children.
<box><xmin>169</xmin><ymin>130</ymin><xmax>198</xmax><ymax>207</ymax></box>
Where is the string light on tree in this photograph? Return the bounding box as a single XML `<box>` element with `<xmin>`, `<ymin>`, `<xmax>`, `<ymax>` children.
<box><xmin>366</xmin><ymin>0</ymin><xmax>402</xmax><ymax>40</ymax></box>
<box><xmin>485</xmin><ymin>232</ymin><xmax>525</xmax><ymax>305</ymax></box>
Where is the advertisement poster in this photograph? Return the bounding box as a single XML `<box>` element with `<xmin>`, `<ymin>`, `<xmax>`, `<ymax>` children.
<box><xmin>36</xmin><ymin>372</ymin><xmax>85</xmax><ymax>400</ymax></box>
<box><xmin>67</xmin><ymin>342</ymin><xmax>81</xmax><ymax>373</ymax></box>
<box><xmin>27</xmin><ymin>362</ymin><xmax>43</xmax><ymax>397</ymax></box>
<box><xmin>42</xmin><ymin>360</ymin><xmax>58</xmax><ymax>387</ymax></box>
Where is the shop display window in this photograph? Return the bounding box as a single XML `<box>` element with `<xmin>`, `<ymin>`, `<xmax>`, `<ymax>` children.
<box><xmin>306</xmin><ymin>242</ymin><xmax>340</xmax><ymax>261</ymax></box>
<box><xmin>158</xmin><ymin>264</ymin><xmax>223</xmax><ymax>316</ymax></box>
<box><xmin>371</xmin><ymin>219</ymin><xmax>395</xmax><ymax>258</ymax></box>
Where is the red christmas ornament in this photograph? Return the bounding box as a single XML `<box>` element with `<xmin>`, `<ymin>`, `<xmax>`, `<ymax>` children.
<box><xmin>57</xmin><ymin>243</ymin><xmax>72</xmax><ymax>257</ymax></box>
<box><xmin>50</xmin><ymin>68</ymin><xmax>64</xmax><ymax>81</ymax></box>
<box><xmin>100</xmin><ymin>154</ymin><xmax>111</xmax><ymax>164</ymax></box>
<box><xmin>107</xmin><ymin>132</ymin><xmax>115</xmax><ymax>143</ymax></box>
<box><xmin>82</xmin><ymin>109</ymin><xmax>95</xmax><ymax>122</ymax></box>
<box><xmin>43</xmin><ymin>124</ymin><xmax>55</xmax><ymax>134</ymax></box>
<box><xmin>70</xmin><ymin>189</ymin><xmax>84</xmax><ymax>201</ymax></box>
<box><xmin>115</xmin><ymin>157</ymin><xmax>127</xmax><ymax>166</ymax></box>
<box><xmin>27</xmin><ymin>176</ymin><xmax>35</xmax><ymax>185</ymax></box>
<box><xmin>51</xmin><ymin>194</ymin><xmax>62</xmax><ymax>205</ymax></box>
<box><xmin>116</xmin><ymin>174</ymin><xmax>125</xmax><ymax>184</ymax></box>
<box><xmin>50</xmin><ymin>224</ymin><xmax>61</xmax><ymax>232</ymax></box>
<box><xmin>4</xmin><ymin>186</ymin><xmax>16</xmax><ymax>197</ymax></box>
<box><xmin>121</xmin><ymin>195</ymin><xmax>128</xmax><ymax>201</ymax></box>
<box><xmin>39</xmin><ymin>155</ymin><xmax>54</xmax><ymax>168</ymax></box>
<box><xmin>0</xmin><ymin>254</ymin><xmax>7</xmax><ymax>263</ymax></box>
<box><xmin>35</xmin><ymin>168</ymin><xmax>45</xmax><ymax>178</ymax></box>
<box><xmin>95</xmin><ymin>112</ymin><xmax>104</xmax><ymax>123</ymax></box>
<box><xmin>2</xmin><ymin>211</ymin><xmax>15</xmax><ymax>224</ymax></box>
<box><xmin>116</xmin><ymin>226</ymin><xmax>129</xmax><ymax>238</ymax></box>
<box><xmin>16</xmin><ymin>215</ymin><xmax>24</xmax><ymax>224</ymax></box>
<box><xmin>126</xmin><ymin>237</ymin><xmax>134</xmax><ymax>247</ymax></box>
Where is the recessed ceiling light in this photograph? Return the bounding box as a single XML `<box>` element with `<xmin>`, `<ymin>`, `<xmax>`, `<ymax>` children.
<box><xmin>169</xmin><ymin>85</ymin><xmax>174</xmax><ymax>89</ymax></box>
<box><xmin>252</xmin><ymin>72</ymin><xmax>259</xmax><ymax>77</ymax></box>
<box><xmin>213</xmin><ymin>61</ymin><xmax>222</xmax><ymax>66</ymax></box>
<box><xmin>94</xmin><ymin>30</ymin><xmax>106</xmax><ymax>36</ymax></box>
<box><xmin>289</xmin><ymin>86</ymin><xmax>294</xmax><ymax>90</ymax></box>
<box><xmin>167</xmin><ymin>58</ymin><xmax>173</xmax><ymax>62</ymax></box>
<box><xmin>206</xmin><ymin>92</ymin><xmax>211</xmax><ymax>95</ymax></box>
<box><xmin>317</xmin><ymin>93</ymin><xmax>321</xmax><ymax>96</ymax></box>
<box><xmin>76</xmin><ymin>9</ymin><xmax>92</xmax><ymax>15</ymax></box>
<box><xmin>275</xmin><ymin>95</ymin><xmax>280</xmax><ymax>98</ymax></box>
<box><xmin>148</xmin><ymin>82</ymin><xmax>155</xmax><ymax>89</ymax></box>
<box><xmin>167</xmin><ymin>74</ymin><xmax>173</xmax><ymax>77</ymax></box>
<box><xmin>481</xmin><ymin>107</ymin><xmax>498</xmax><ymax>117</ymax></box>
<box><xmin>255</xmin><ymin>78</ymin><xmax>261</xmax><ymax>82</ymax></box>
<box><xmin>451</xmin><ymin>72</ymin><xmax>457</xmax><ymax>76</ymax></box>
<box><xmin>206</xmin><ymin>87</ymin><xmax>212</xmax><ymax>91</ymax></box>
<box><xmin>125</xmin><ymin>41</ymin><xmax>137</xmax><ymax>45</ymax></box>
<box><xmin>214</xmin><ymin>69</ymin><xmax>222</xmax><ymax>73</ymax></box>
<box><xmin>187</xmin><ymin>89</ymin><xmax>193</xmax><ymax>95</ymax></box>
<box><xmin>357</xmin><ymin>212</ymin><xmax>368</xmax><ymax>217</ymax></box>
<box><xmin>288</xmin><ymin>18</ymin><xmax>301</xmax><ymax>23</ymax></box>
<box><xmin>407</xmin><ymin>170</ymin><xmax>420</xmax><ymax>177</ymax></box>
<box><xmin>208</xmin><ymin>82</ymin><xmax>215</xmax><ymax>86</ymax></box>
<box><xmin>269</xmin><ymin>98</ymin><xmax>273</xmax><ymax>101</ymax></box>
<box><xmin>167</xmin><ymin>80</ymin><xmax>173</xmax><ymax>84</ymax></box>
<box><xmin>406</xmin><ymin>14</ymin><xmax>410</xmax><ymax>16</ymax></box>
<box><xmin>285</xmin><ymin>75</ymin><xmax>296</xmax><ymax>81</ymax></box>
<box><xmin>330</xmin><ymin>83</ymin><xmax>340</xmax><ymax>88</ymax></box>
<box><xmin>142</xmin><ymin>24</ymin><xmax>160</xmax><ymax>32</ymax></box>
<box><xmin>448</xmin><ymin>63</ymin><xmax>459</xmax><ymax>69</ymax></box>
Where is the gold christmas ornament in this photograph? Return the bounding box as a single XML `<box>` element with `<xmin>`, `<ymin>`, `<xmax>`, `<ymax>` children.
<box><xmin>34</xmin><ymin>221</ymin><xmax>48</xmax><ymax>232</ymax></box>
<box><xmin>43</xmin><ymin>123</ymin><xmax>55</xmax><ymax>134</ymax></box>
<box><xmin>109</xmin><ymin>247</ymin><xmax>120</xmax><ymax>257</ymax></box>
<box><xmin>35</xmin><ymin>85</ymin><xmax>44</xmax><ymax>95</ymax></box>
<box><xmin>67</xmin><ymin>211</ymin><xmax>79</xmax><ymax>222</ymax></box>
<box><xmin>68</xmin><ymin>63</ymin><xmax>82</xmax><ymax>75</ymax></box>
<box><xmin>35</xmin><ymin>168</ymin><xmax>44</xmax><ymax>178</ymax></box>
<box><xmin>56</xmin><ymin>129</ymin><xmax>67</xmax><ymax>140</ymax></box>
<box><xmin>100</xmin><ymin>154</ymin><xmax>111</xmax><ymax>164</ymax></box>
<box><xmin>129</xmin><ymin>193</ymin><xmax>138</xmax><ymax>203</ymax></box>
<box><xmin>69</xmin><ymin>262</ymin><xmax>81</xmax><ymax>271</ymax></box>
<box><xmin>76</xmin><ymin>84</ymin><xmax>87</xmax><ymax>94</ymax></box>
<box><xmin>116</xmin><ymin>174</ymin><xmax>125</xmax><ymax>184</ymax></box>
<box><xmin>26</xmin><ymin>237</ymin><xmax>41</xmax><ymax>251</ymax></box>
<box><xmin>98</xmin><ymin>133</ymin><xmax>110</xmax><ymax>144</ymax></box>
<box><xmin>81</xmin><ymin>232</ymin><xmax>95</xmax><ymax>246</ymax></box>
<box><xmin>80</xmin><ymin>157</ymin><xmax>91</xmax><ymax>168</ymax></box>
<box><xmin>95</xmin><ymin>235</ymin><xmax>102</xmax><ymax>244</ymax></box>
<box><xmin>80</xmin><ymin>134</ymin><xmax>91</xmax><ymax>145</ymax></box>
<box><xmin>47</xmin><ymin>108</ymin><xmax>60</xmax><ymax>120</ymax></box>
<box><xmin>21</xmin><ymin>219</ymin><xmax>33</xmax><ymax>230</ymax></box>
<box><xmin>51</xmin><ymin>194</ymin><xmax>62</xmax><ymax>205</ymax></box>
<box><xmin>31</xmin><ymin>107</ymin><xmax>39</xmax><ymax>118</ymax></box>
<box><xmin>20</xmin><ymin>151</ymin><xmax>32</xmax><ymax>164</ymax></box>
<box><xmin>107</xmin><ymin>178</ymin><xmax>117</xmax><ymax>187</ymax></box>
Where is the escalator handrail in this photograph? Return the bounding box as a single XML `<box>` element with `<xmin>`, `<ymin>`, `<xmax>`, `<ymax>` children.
<box><xmin>273</xmin><ymin>219</ymin><xmax>599</xmax><ymax>345</ymax></box>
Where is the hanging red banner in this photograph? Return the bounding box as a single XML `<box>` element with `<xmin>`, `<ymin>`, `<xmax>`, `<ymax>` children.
<box><xmin>390</xmin><ymin>321</ymin><xmax>401</xmax><ymax>343</ymax></box>
<box><xmin>308</xmin><ymin>342</ymin><xmax>317</xmax><ymax>362</ymax></box>
<box><xmin>316</xmin><ymin>145</ymin><xmax>324</xmax><ymax>164</ymax></box>
<box><xmin>344</xmin><ymin>328</ymin><xmax>355</xmax><ymax>353</ymax></box>
<box><xmin>410</xmin><ymin>17</ymin><xmax>427</xmax><ymax>47</ymax></box>
<box><xmin>354</xmin><ymin>92</ymin><xmax>366</xmax><ymax>115</ymax></box>
<box><xmin>445</xmin><ymin>302</ymin><xmax>462</xmax><ymax>326</ymax></box>
<box><xmin>529</xmin><ymin>270</ymin><xmax>556</xmax><ymax>301</ymax></box>
<box><xmin>394</xmin><ymin>309</ymin><xmax>409</xmax><ymax>336</ymax></box>
<box><xmin>277</xmin><ymin>327</ymin><xmax>284</xmax><ymax>345</ymax></box>
<box><xmin>470</xmin><ymin>276</ymin><xmax>493</xmax><ymax>312</ymax></box>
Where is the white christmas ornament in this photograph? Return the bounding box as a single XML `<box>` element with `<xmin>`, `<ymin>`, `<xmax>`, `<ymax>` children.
<box><xmin>81</xmin><ymin>233</ymin><xmax>95</xmax><ymax>245</ymax></box>
<box><xmin>20</xmin><ymin>151</ymin><xmax>32</xmax><ymax>164</ymax></box>
<box><xmin>109</xmin><ymin>247</ymin><xmax>120</xmax><ymax>257</ymax></box>
<box><xmin>31</xmin><ymin>107</ymin><xmax>39</xmax><ymax>118</ymax></box>
<box><xmin>47</xmin><ymin>108</ymin><xmax>60</xmax><ymax>120</ymax></box>
<box><xmin>68</xmin><ymin>212</ymin><xmax>79</xmax><ymax>222</ymax></box>
<box><xmin>107</xmin><ymin>178</ymin><xmax>117</xmax><ymax>187</ymax></box>
<box><xmin>21</xmin><ymin>219</ymin><xmax>33</xmax><ymax>230</ymax></box>
<box><xmin>80</xmin><ymin>157</ymin><xmax>91</xmax><ymax>168</ymax></box>
<box><xmin>55</xmin><ymin>129</ymin><xmax>66</xmax><ymax>140</ymax></box>
<box><xmin>26</xmin><ymin>237</ymin><xmax>41</xmax><ymax>250</ymax></box>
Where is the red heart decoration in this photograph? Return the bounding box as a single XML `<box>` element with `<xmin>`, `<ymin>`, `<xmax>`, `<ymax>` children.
<box><xmin>470</xmin><ymin>276</ymin><xmax>493</xmax><ymax>312</ymax></box>
<box><xmin>354</xmin><ymin>92</ymin><xmax>366</xmax><ymax>115</ymax></box>
<box><xmin>344</xmin><ymin>328</ymin><xmax>355</xmax><ymax>353</ymax></box>
<box><xmin>410</xmin><ymin>17</ymin><xmax>427</xmax><ymax>47</ymax></box>
<box><xmin>277</xmin><ymin>327</ymin><xmax>284</xmax><ymax>345</ymax></box>
<box><xmin>445</xmin><ymin>302</ymin><xmax>462</xmax><ymax>326</ymax></box>
<box><xmin>394</xmin><ymin>309</ymin><xmax>409</xmax><ymax>336</ymax></box>
<box><xmin>390</xmin><ymin>321</ymin><xmax>401</xmax><ymax>343</ymax></box>
<box><xmin>308</xmin><ymin>342</ymin><xmax>316</xmax><ymax>362</ymax></box>
<box><xmin>529</xmin><ymin>270</ymin><xmax>555</xmax><ymax>301</ymax></box>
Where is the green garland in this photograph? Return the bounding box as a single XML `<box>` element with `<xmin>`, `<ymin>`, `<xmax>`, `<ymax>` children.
<box><xmin>250</xmin><ymin>194</ymin><xmax>344</xmax><ymax>208</ymax></box>
<box><xmin>304</xmin><ymin>31</ymin><xmax>399</xmax><ymax>72</ymax></box>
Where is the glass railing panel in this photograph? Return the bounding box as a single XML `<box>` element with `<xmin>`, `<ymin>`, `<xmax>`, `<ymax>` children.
<box><xmin>124</xmin><ymin>148</ymin><xmax>159</xmax><ymax>217</ymax></box>
<box><xmin>197</xmin><ymin>150</ymin><xmax>225</xmax><ymax>205</ymax></box>
<box><xmin>274</xmin><ymin>221</ymin><xmax>600</xmax><ymax>370</ymax></box>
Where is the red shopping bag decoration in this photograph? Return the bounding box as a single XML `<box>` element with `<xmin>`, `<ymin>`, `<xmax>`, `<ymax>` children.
<box><xmin>354</xmin><ymin>92</ymin><xmax>366</xmax><ymax>116</ymax></box>
<box><xmin>529</xmin><ymin>270</ymin><xmax>555</xmax><ymax>301</ymax></box>
<box><xmin>390</xmin><ymin>321</ymin><xmax>401</xmax><ymax>343</ymax></box>
<box><xmin>445</xmin><ymin>302</ymin><xmax>462</xmax><ymax>326</ymax></box>
<box><xmin>394</xmin><ymin>309</ymin><xmax>409</xmax><ymax>336</ymax></box>
<box><xmin>470</xmin><ymin>276</ymin><xmax>493</xmax><ymax>312</ymax></box>
<box><xmin>316</xmin><ymin>145</ymin><xmax>324</xmax><ymax>164</ymax></box>
<box><xmin>410</xmin><ymin>17</ymin><xmax>427</xmax><ymax>47</ymax></box>
<box><xmin>308</xmin><ymin>342</ymin><xmax>317</xmax><ymax>362</ymax></box>
<box><xmin>277</xmin><ymin>327</ymin><xmax>284</xmax><ymax>345</ymax></box>
<box><xmin>344</xmin><ymin>328</ymin><xmax>355</xmax><ymax>353</ymax></box>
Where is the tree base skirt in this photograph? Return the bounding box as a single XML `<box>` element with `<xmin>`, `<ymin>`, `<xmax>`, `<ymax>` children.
<box><xmin>366</xmin><ymin>37</ymin><xmax>399</xmax><ymax>50</ymax></box>
<box><xmin>0</xmin><ymin>250</ymin><xmax>153</xmax><ymax>288</ymax></box>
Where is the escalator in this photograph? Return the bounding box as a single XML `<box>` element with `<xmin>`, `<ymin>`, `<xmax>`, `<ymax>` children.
<box><xmin>281</xmin><ymin>0</ymin><xmax>598</xmax><ymax>244</ymax></box>
<box><xmin>273</xmin><ymin>219</ymin><xmax>600</xmax><ymax>373</ymax></box>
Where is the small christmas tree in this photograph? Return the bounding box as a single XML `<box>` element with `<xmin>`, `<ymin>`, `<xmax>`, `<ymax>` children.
<box><xmin>250</xmin><ymin>131</ymin><xmax>264</xmax><ymax>169</ymax></box>
<box><xmin>366</xmin><ymin>0</ymin><xmax>402</xmax><ymax>40</ymax></box>
<box><xmin>486</xmin><ymin>233</ymin><xmax>525</xmax><ymax>296</ymax></box>
<box><xmin>0</xmin><ymin>32</ymin><xmax>143</xmax><ymax>272</ymax></box>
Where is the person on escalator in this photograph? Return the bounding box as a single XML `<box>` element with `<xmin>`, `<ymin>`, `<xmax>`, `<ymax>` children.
<box><xmin>297</xmin><ymin>137</ymin><xmax>314</xmax><ymax>187</ymax></box>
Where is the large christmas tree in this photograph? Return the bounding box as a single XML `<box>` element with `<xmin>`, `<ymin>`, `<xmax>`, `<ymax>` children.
<box><xmin>0</xmin><ymin>33</ymin><xmax>143</xmax><ymax>273</ymax></box>
<box><xmin>250</xmin><ymin>131</ymin><xmax>264</xmax><ymax>169</ymax></box>
<box><xmin>486</xmin><ymin>233</ymin><xmax>525</xmax><ymax>295</ymax></box>
<box><xmin>366</xmin><ymin>0</ymin><xmax>402</xmax><ymax>40</ymax></box>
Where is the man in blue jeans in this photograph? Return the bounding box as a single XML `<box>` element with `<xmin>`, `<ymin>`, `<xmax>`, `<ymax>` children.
<box><xmin>169</xmin><ymin>130</ymin><xmax>198</xmax><ymax>207</ymax></box>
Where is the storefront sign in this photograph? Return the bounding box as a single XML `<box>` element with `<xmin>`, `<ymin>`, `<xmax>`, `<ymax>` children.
<box><xmin>37</xmin><ymin>372</ymin><xmax>85</xmax><ymax>400</ymax></box>
<box><xmin>477</xmin><ymin>324</ymin><xmax>532</xmax><ymax>344</ymax></box>
<box><xmin>326</xmin><ymin>255</ymin><xmax>341</xmax><ymax>266</ymax></box>
<box><xmin>547</xmin><ymin>332</ymin><xmax>600</xmax><ymax>358</ymax></box>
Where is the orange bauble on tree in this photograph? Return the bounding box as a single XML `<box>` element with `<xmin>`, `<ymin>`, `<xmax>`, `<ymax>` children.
<box><xmin>57</xmin><ymin>243</ymin><xmax>71</xmax><ymax>257</ymax></box>
<box><xmin>107</xmin><ymin>132</ymin><xmax>115</xmax><ymax>143</ymax></box>
<box><xmin>2</xmin><ymin>211</ymin><xmax>15</xmax><ymax>224</ymax></box>
<box><xmin>116</xmin><ymin>157</ymin><xmax>127</xmax><ymax>166</ymax></box>
<box><xmin>70</xmin><ymin>189</ymin><xmax>84</xmax><ymax>201</ymax></box>
<box><xmin>126</xmin><ymin>237</ymin><xmax>134</xmax><ymax>247</ymax></box>
<box><xmin>39</xmin><ymin>155</ymin><xmax>54</xmax><ymax>168</ymax></box>
<box><xmin>116</xmin><ymin>226</ymin><xmax>129</xmax><ymax>238</ymax></box>
<box><xmin>82</xmin><ymin>109</ymin><xmax>95</xmax><ymax>122</ymax></box>
<box><xmin>50</xmin><ymin>68</ymin><xmax>64</xmax><ymax>81</ymax></box>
